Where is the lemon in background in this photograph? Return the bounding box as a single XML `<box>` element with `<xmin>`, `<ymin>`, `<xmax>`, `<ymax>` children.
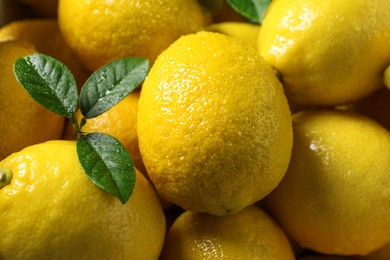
<box><xmin>160</xmin><ymin>205</ymin><xmax>295</xmax><ymax>259</ymax></box>
<box><xmin>264</xmin><ymin>109</ymin><xmax>390</xmax><ymax>255</ymax></box>
<box><xmin>58</xmin><ymin>0</ymin><xmax>204</xmax><ymax>71</ymax></box>
<box><xmin>0</xmin><ymin>40</ymin><xmax>64</xmax><ymax>160</ymax></box>
<box><xmin>258</xmin><ymin>0</ymin><xmax>390</xmax><ymax>106</ymax></box>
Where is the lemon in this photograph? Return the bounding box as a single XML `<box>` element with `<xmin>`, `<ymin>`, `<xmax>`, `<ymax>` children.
<box><xmin>0</xmin><ymin>40</ymin><xmax>64</xmax><ymax>160</ymax></box>
<box><xmin>58</xmin><ymin>0</ymin><xmax>204</xmax><ymax>72</ymax></box>
<box><xmin>258</xmin><ymin>0</ymin><xmax>390</xmax><ymax>106</ymax></box>
<box><xmin>0</xmin><ymin>19</ymin><xmax>90</xmax><ymax>87</ymax></box>
<box><xmin>0</xmin><ymin>140</ymin><xmax>165</xmax><ymax>259</ymax></box>
<box><xmin>264</xmin><ymin>109</ymin><xmax>390</xmax><ymax>255</ymax></box>
<box><xmin>138</xmin><ymin>31</ymin><xmax>293</xmax><ymax>216</ymax></box>
<box><xmin>160</xmin><ymin>205</ymin><xmax>295</xmax><ymax>259</ymax></box>
<box><xmin>206</xmin><ymin>22</ymin><xmax>260</xmax><ymax>48</ymax></box>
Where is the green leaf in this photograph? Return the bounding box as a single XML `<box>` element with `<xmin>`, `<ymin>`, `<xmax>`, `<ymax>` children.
<box><xmin>13</xmin><ymin>53</ymin><xmax>78</xmax><ymax>118</ymax></box>
<box><xmin>198</xmin><ymin>0</ymin><xmax>223</xmax><ymax>13</ymax></box>
<box><xmin>80</xmin><ymin>57</ymin><xmax>149</xmax><ymax>119</ymax></box>
<box><xmin>226</xmin><ymin>0</ymin><xmax>271</xmax><ymax>23</ymax></box>
<box><xmin>77</xmin><ymin>132</ymin><xmax>136</xmax><ymax>204</ymax></box>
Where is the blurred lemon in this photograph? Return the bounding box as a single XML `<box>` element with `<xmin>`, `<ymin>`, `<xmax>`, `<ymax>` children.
<box><xmin>264</xmin><ymin>109</ymin><xmax>390</xmax><ymax>255</ymax></box>
<box><xmin>258</xmin><ymin>0</ymin><xmax>390</xmax><ymax>106</ymax></box>
<box><xmin>0</xmin><ymin>19</ymin><xmax>90</xmax><ymax>87</ymax></box>
<box><xmin>138</xmin><ymin>31</ymin><xmax>292</xmax><ymax>216</ymax></box>
<box><xmin>0</xmin><ymin>40</ymin><xmax>64</xmax><ymax>160</ymax></box>
<box><xmin>206</xmin><ymin>22</ymin><xmax>260</xmax><ymax>48</ymax></box>
<box><xmin>58</xmin><ymin>0</ymin><xmax>204</xmax><ymax>71</ymax></box>
<box><xmin>0</xmin><ymin>140</ymin><xmax>165</xmax><ymax>259</ymax></box>
<box><xmin>160</xmin><ymin>205</ymin><xmax>295</xmax><ymax>259</ymax></box>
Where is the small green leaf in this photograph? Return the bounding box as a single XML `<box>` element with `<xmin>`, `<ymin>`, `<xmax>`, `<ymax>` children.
<box><xmin>80</xmin><ymin>57</ymin><xmax>149</xmax><ymax>119</ymax></box>
<box><xmin>13</xmin><ymin>53</ymin><xmax>78</xmax><ymax>118</ymax></box>
<box><xmin>226</xmin><ymin>0</ymin><xmax>271</xmax><ymax>23</ymax></box>
<box><xmin>76</xmin><ymin>132</ymin><xmax>135</xmax><ymax>204</ymax></box>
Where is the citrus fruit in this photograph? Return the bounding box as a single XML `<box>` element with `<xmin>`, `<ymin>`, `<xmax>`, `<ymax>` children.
<box><xmin>64</xmin><ymin>90</ymin><xmax>146</xmax><ymax>174</ymax></box>
<box><xmin>0</xmin><ymin>40</ymin><xmax>64</xmax><ymax>160</ymax></box>
<box><xmin>0</xmin><ymin>140</ymin><xmax>165</xmax><ymax>259</ymax></box>
<box><xmin>138</xmin><ymin>31</ymin><xmax>293</xmax><ymax>216</ymax></box>
<box><xmin>206</xmin><ymin>22</ymin><xmax>260</xmax><ymax>48</ymax></box>
<box><xmin>58</xmin><ymin>0</ymin><xmax>204</xmax><ymax>72</ymax></box>
<box><xmin>258</xmin><ymin>0</ymin><xmax>390</xmax><ymax>106</ymax></box>
<box><xmin>160</xmin><ymin>205</ymin><xmax>295</xmax><ymax>259</ymax></box>
<box><xmin>0</xmin><ymin>19</ymin><xmax>90</xmax><ymax>86</ymax></box>
<box><xmin>264</xmin><ymin>109</ymin><xmax>390</xmax><ymax>255</ymax></box>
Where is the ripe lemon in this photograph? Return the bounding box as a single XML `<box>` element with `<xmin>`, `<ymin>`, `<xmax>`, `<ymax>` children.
<box><xmin>64</xmin><ymin>90</ymin><xmax>146</xmax><ymax>174</ymax></box>
<box><xmin>0</xmin><ymin>140</ymin><xmax>165</xmax><ymax>259</ymax></box>
<box><xmin>258</xmin><ymin>0</ymin><xmax>390</xmax><ymax>106</ymax></box>
<box><xmin>206</xmin><ymin>22</ymin><xmax>260</xmax><ymax>48</ymax></box>
<box><xmin>0</xmin><ymin>40</ymin><xmax>64</xmax><ymax>160</ymax></box>
<box><xmin>138</xmin><ymin>31</ymin><xmax>293</xmax><ymax>216</ymax></box>
<box><xmin>58</xmin><ymin>0</ymin><xmax>204</xmax><ymax>72</ymax></box>
<box><xmin>160</xmin><ymin>205</ymin><xmax>295</xmax><ymax>259</ymax></box>
<box><xmin>264</xmin><ymin>109</ymin><xmax>390</xmax><ymax>256</ymax></box>
<box><xmin>0</xmin><ymin>19</ymin><xmax>90</xmax><ymax>86</ymax></box>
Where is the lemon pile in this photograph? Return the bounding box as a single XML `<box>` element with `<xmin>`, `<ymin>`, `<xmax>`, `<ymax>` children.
<box><xmin>1</xmin><ymin>0</ymin><xmax>390</xmax><ymax>259</ymax></box>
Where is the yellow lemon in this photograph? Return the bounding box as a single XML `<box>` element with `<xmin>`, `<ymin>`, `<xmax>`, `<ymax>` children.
<box><xmin>206</xmin><ymin>22</ymin><xmax>260</xmax><ymax>48</ymax></box>
<box><xmin>0</xmin><ymin>40</ymin><xmax>64</xmax><ymax>160</ymax></box>
<box><xmin>0</xmin><ymin>140</ymin><xmax>165</xmax><ymax>259</ymax></box>
<box><xmin>160</xmin><ymin>205</ymin><xmax>295</xmax><ymax>259</ymax></box>
<box><xmin>138</xmin><ymin>31</ymin><xmax>293</xmax><ymax>216</ymax></box>
<box><xmin>258</xmin><ymin>0</ymin><xmax>390</xmax><ymax>106</ymax></box>
<box><xmin>0</xmin><ymin>19</ymin><xmax>90</xmax><ymax>87</ymax></box>
<box><xmin>58</xmin><ymin>0</ymin><xmax>204</xmax><ymax>72</ymax></box>
<box><xmin>264</xmin><ymin>109</ymin><xmax>390</xmax><ymax>255</ymax></box>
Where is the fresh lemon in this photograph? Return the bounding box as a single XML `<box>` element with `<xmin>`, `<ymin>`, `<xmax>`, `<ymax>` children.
<box><xmin>138</xmin><ymin>31</ymin><xmax>293</xmax><ymax>216</ymax></box>
<box><xmin>264</xmin><ymin>109</ymin><xmax>390</xmax><ymax>255</ymax></box>
<box><xmin>58</xmin><ymin>0</ymin><xmax>204</xmax><ymax>71</ymax></box>
<box><xmin>0</xmin><ymin>40</ymin><xmax>64</xmax><ymax>160</ymax></box>
<box><xmin>258</xmin><ymin>0</ymin><xmax>390</xmax><ymax>106</ymax></box>
<box><xmin>0</xmin><ymin>140</ymin><xmax>165</xmax><ymax>259</ymax></box>
<box><xmin>160</xmin><ymin>205</ymin><xmax>295</xmax><ymax>259</ymax></box>
<box><xmin>0</xmin><ymin>19</ymin><xmax>90</xmax><ymax>86</ymax></box>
